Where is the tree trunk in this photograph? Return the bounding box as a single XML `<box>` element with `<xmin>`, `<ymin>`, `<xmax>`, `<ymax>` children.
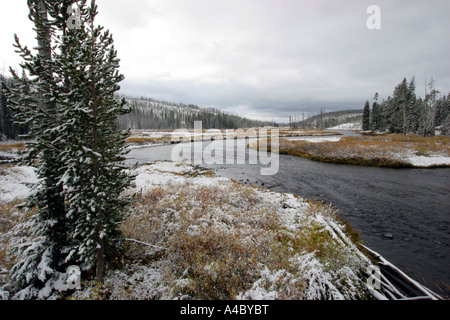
<box><xmin>403</xmin><ymin>101</ymin><xmax>407</xmax><ymax>135</ymax></box>
<box><xmin>36</xmin><ymin>1</ymin><xmax>52</xmax><ymax>63</ymax></box>
<box><xmin>34</xmin><ymin>0</ymin><xmax>67</xmax><ymax>269</ymax></box>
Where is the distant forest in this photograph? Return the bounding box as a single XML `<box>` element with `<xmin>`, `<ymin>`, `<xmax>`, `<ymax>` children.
<box><xmin>1</xmin><ymin>76</ymin><xmax>276</xmax><ymax>141</ymax></box>
<box><xmin>0</xmin><ymin>76</ymin><xmax>30</xmax><ymax>140</ymax></box>
<box><xmin>117</xmin><ymin>96</ymin><xmax>277</xmax><ymax>130</ymax></box>
<box><xmin>292</xmin><ymin>109</ymin><xmax>363</xmax><ymax>130</ymax></box>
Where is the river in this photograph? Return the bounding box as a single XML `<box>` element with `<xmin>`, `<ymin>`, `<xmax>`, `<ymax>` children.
<box><xmin>126</xmin><ymin>131</ymin><xmax>450</xmax><ymax>297</ymax></box>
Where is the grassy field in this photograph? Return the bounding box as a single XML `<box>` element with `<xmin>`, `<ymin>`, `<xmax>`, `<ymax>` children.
<box><xmin>256</xmin><ymin>134</ymin><xmax>450</xmax><ymax>168</ymax></box>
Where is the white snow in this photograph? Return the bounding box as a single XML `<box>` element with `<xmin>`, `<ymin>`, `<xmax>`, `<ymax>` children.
<box><xmin>0</xmin><ymin>150</ymin><xmax>19</xmax><ymax>160</ymax></box>
<box><xmin>285</xmin><ymin>136</ymin><xmax>342</xmax><ymax>143</ymax></box>
<box><xmin>406</xmin><ymin>155</ymin><xmax>450</xmax><ymax>167</ymax></box>
<box><xmin>0</xmin><ymin>166</ymin><xmax>38</xmax><ymax>203</ymax></box>
<box><xmin>329</xmin><ymin>123</ymin><xmax>362</xmax><ymax>130</ymax></box>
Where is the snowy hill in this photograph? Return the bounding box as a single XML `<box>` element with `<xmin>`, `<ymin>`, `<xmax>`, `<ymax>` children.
<box><xmin>117</xmin><ymin>96</ymin><xmax>276</xmax><ymax>130</ymax></box>
<box><xmin>294</xmin><ymin>110</ymin><xmax>363</xmax><ymax>130</ymax></box>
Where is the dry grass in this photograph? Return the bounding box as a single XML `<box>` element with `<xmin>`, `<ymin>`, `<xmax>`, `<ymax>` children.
<box><xmin>120</xmin><ymin>176</ymin><xmax>369</xmax><ymax>300</ymax></box>
<box><xmin>0</xmin><ymin>143</ymin><xmax>26</xmax><ymax>151</ymax></box>
<box><xmin>275</xmin><ymin>134</ymin><xmax>450</xmax><ymax>168</ymax></box>
<box><xmin>125</xmin><ymin>137</ymin><xmax>172</xmax><ymax>145</ymax></box>
<box><xmin>121</xmin><ymin>182</ymin><xmax>280</xmax><ymax>299</ymax></box>
<box><xmin>0</xmin><ymin>201</ymin><xmax>36</xmax><ymax>289</ymax></box>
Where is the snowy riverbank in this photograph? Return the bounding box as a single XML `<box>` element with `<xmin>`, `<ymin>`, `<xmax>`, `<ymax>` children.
<box><xmin>276</xmin><ymin>134</ymin><xmax>450</xmax><ymax>168</ymax></box>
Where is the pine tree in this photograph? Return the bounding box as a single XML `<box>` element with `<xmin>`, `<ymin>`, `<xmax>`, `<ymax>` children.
<box><xmin>59</xmin><ymin>1</ymin><xmax>133</xmax><ymax>282</ymax></box>
<box><xmin>4</xmin><ymin>0</ymin><xmax>71</xmax><ymax>298</ymax></box>
<box><xmin>4</xmin><ymin>0</ymin><xmax>132</xmax><ymax>297</ymax></box>
<box><xmin>362</xmin><ymin>101</ymin><xmax>371</xmax><ymax>131</ymax></box>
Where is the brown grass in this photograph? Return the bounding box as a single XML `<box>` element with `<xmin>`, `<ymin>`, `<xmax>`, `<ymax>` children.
<box><xmin>125</xmin><ymin>136</ymin><xmax>174</xmax><ymax>145</ymax></box>
<box><xmin>0</xmin><ymin>201</ymin><xmax>36</xmax><ymax>281</ymax></box>
<box><xmin>0</xmin><ymin>143</ymin><xmax>26</xmax><ymax>152</ymax></box>
<box><xmin>274</xmin><ymin>134</ymin><xmax>450</xmax><ymax>168</ymax></box>
<box><xmin>121</xmin><ymin>183</ymin><xmax>281</xmax><ymax>299</ymax></box>
<box><xmin>120</xmin><ymin>176</ymin><xmax>369</xmax><ymax>299</ymax></box>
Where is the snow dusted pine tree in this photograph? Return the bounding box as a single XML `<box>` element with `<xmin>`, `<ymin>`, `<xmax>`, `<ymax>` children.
<box><xmin>4</xmin><ymin>0</ymin><xmax>132</xmax><ymax>298</ymax></box>
<box><xmin>59</xmin><ymin>1</ymin><xmax>133</xmax><ymax>283</ymax></box>
<box><xmin>362</xmin><ymin>101</ymin><xmax>371</xmax><ymax>131</ymax></box>
<box><xmin>4</xmin><ymin>0</ymin><xmax>71</xmax><ymax>299</ymax></box>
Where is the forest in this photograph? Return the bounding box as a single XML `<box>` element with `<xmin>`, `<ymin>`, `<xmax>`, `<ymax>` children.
<box><xmin>116</xmin><ymin>95</ymin><xmax>277</xmax><ymax>130</ymax></box>
<box><xmin>292</xmin><ymin>109</ymin><xmax>363</xmax><ymax>130</ymax></box>
<box><xmin>362</xmin><ymin>77</ymin><xmax>449</xmax><ymax>136</ymax></box>
<box><xmin>0</xmin><ymin>76</ymin><xmax>30</xmax><ymax>140</ymax></box>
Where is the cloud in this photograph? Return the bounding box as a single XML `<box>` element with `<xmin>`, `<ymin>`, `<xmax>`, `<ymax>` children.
<box><xmin>2</xmin><ymin>0</ymin><xmax>449</xmax><ymax>122</ymax></box>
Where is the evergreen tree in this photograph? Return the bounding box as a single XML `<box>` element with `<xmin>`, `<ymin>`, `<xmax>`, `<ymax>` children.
<box><xmin>56</xmin><ymin>1</ymin><xmax>133</xmax><ymax>282</ymax></box>
<box><xmin>366</xmin><ymin>77</ymin><xmax>448</xmax><ymax>136</ymax></box>
<box><xmin>362</xmin><ymin>100</ymin><xmax>371</xmax><ymax>131</ymax></box>
<box><xmin>4</xmin><ymin>0</ymin><xmax>132</xmax><ymax>297</ymax></box>
<box><xmin>370</xmin><ymin>101</ymin><xmax>379</xmax><ymax>132</ymax></box>
<box><xmin>4</xmin><ymin>0</ymin><xmax>71</xmax><ymax>298</ymax></box>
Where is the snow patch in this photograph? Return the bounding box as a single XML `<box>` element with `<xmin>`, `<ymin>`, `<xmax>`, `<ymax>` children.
<box><xmin>406</xmin><ymin>155</ymin><xmax>450</xmax><ymax>167</ymax></box>
<box><xmin>329</xmin><ymin>123</ymin><xmax>362</xmax><ymax>130</ymax></box>
<box><xmin>286</xmin><ymin>136</ymin><xmax>342</xmax><ymax>143</ymax></box>
<box><xmin>0</xmin><ymin>166</ymin><xmax>38</xmax><ymax>203</ymax></box>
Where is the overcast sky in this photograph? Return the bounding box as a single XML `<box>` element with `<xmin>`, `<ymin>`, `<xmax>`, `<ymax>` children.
<box><xmin>1</xmin><ymin>0</ymin><xmax>449</xmax><ymax>122</ymax></box>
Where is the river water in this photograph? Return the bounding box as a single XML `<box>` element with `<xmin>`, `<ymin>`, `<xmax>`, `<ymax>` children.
<box><xmin>126</xmin><ymin>131</ymin><xmax>450</xmax><ymax>297</ymax></box>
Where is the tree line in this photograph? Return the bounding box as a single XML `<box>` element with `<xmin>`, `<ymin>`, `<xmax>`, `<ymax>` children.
<box><xmin>0</xmin><ymin>76</ymin><xmax>30</xmax><ymax>140</ymax></box>
<box><xmin>117</xmin><ymin>96</ymin><xmax>277</xmax><ymax>130</ymax></box>
<box><xmin>362</xmin><ymin>77</ymin><xmax>450</xmax><ymax>136</ymax></box>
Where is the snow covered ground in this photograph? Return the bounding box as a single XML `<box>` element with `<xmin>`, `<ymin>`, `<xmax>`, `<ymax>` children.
<box><xmin>405</xmin><ymin>155</ymin><xmax>450</xmax><ymax>167</ymax></box>
<box><xmin>328</xmin><ymin>122</ymin><xmax>362</xmax><ymax>130</ymax></box>
<box><xmin>0</xmin><ymin>166</ymin><xmax>38</xmax><ymax>203</ymax></box>
<box><xmin>284</xmin><ymin>136</ymin><xmax>343</xmax><ymax>143</ymax></box>
<box><xmin>120</xmin><ymin>161</ymin><xmax>375</xmax><ymax>300</ymax></box>
<box><xmin>0</xmin><ymin>161</ymin><xmax>378</xmax><ymax>300</ymax></box>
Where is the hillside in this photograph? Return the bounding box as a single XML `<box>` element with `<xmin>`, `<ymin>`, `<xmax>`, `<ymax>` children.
<box><xmin>293</xmin><ymin>110</ymin><xmax>363</xmax><ymax>130</ymax></box>
<box><xmin>117</xmin><ymin>96</ymin><xmax>277</xmax><ymax>130</ymax></box>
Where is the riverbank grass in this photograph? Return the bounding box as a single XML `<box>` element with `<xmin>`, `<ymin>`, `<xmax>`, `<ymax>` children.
<box><xmin>254</xmin><ymin>134</ymin><xmax>450</xmax><ymax>168</ymax></box>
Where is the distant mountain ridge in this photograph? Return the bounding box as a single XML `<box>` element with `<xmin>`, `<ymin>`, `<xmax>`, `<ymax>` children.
<box><xmin>293</xmin><ymin>109</ymin><xmax>363</xmax><ymax>130</ymax></box>
<box><xmin>117</xmin><ymin>96</ymin><xmax>277</xmax><ymax>130</ymax></box>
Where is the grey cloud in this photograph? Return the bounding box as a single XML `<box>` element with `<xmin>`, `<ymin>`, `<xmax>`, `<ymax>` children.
<box><xmin>100</xmin><ymin>0</ymin><xmax>450</xmax><ymax>122</ymax></box>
